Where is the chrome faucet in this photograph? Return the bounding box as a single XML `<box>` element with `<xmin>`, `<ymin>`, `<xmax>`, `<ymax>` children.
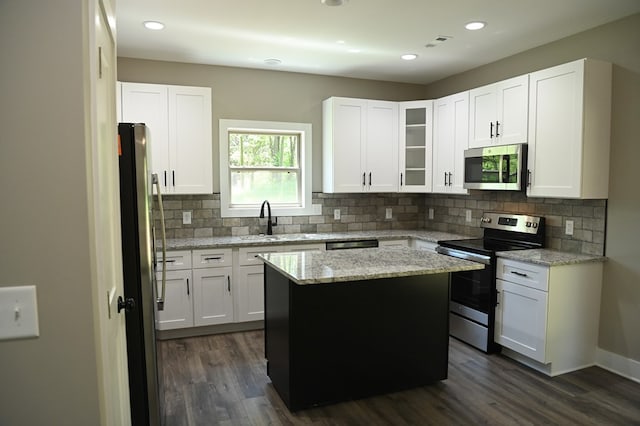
<box><xmin>259</xmin><ymin>200</ymin><xmax>276</xmax><ymax>235</ymax></box>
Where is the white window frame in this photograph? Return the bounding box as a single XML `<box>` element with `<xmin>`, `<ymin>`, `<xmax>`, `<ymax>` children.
<box><xmin>220</xmin><ymin>119</ymin><xmax>313</xmax><ymax>218</ymax></box>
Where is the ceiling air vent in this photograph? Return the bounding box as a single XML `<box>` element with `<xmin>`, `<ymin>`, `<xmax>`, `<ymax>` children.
<box><xmin>425</xmin><ymin>35</ymin><xmax>452</xmax><ymax>48</ymax></box>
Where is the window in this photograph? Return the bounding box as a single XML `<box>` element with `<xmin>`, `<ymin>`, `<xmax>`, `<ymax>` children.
<box><xmin>220</xmin><ymin>119</ymin><xmax>312</xmax><ymax>217</ymax></box>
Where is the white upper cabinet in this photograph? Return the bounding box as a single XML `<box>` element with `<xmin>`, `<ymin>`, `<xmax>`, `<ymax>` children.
<box><xmin>469</xmin><ymin>75</ymin><xmax>529</xmax><ymax>148</ymax></box>
<box><xmin>526</xmin><ymin>59</ymin><xmax>612</xmax><ymax>199</ymax></box>
<box><xmin>398</xmin><ymin>100</ymin><xmax>433</xmax><ymax>192</ymax></box>
<box><xmin>323</xmin><ymin>97</ymin><xmax>398</xmax><ymax>193</ymax></box>
<box><xmin>432</xmin><ymin>91</ymin><xmax>469</xmax><ymax>194</ymax></box>
<box><xmin>120</xmin><ymin>82</ymin><xmax>213</xmax><ymax>194</ymax></box>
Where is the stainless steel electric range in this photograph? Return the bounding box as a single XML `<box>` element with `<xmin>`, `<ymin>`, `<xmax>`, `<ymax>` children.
<box><xmin>436</xmin><ymin>212</ymin><xmax>545</xmax><ymax>353</ymax></box>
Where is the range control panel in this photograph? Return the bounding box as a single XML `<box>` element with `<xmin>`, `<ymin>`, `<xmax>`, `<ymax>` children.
<box><xmin>480</xmin><ymin>212</ymin><xmax>544</xmax><ymax>235</ymax></box>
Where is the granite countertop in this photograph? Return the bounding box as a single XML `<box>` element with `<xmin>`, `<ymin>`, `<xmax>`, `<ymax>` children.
<box><xmin>496</xmin><ymin>248</ymin><xmax>606</xmax><ymax>266</ymax></box>
<box><xmin>259</xmin><ymin>246</ymin><xmax>485</xmax><ymax>285</ymax></box>
<box><xmin>161</xmin><ymin>229</ymin><xmax>469</xmax><ymax>250</ymax></box>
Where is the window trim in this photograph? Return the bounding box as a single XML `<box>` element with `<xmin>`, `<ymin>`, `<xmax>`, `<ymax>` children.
<box><xmin>219</xmin><ymin>119</ymin><xmax>313</xmax><ymax>218</ymax></box>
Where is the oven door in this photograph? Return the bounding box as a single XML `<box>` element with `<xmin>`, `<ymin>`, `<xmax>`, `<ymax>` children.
<box><xmin>463</xmin><ymin>144</ymin><xmax>526</xmax><ymax>190</ymax></box>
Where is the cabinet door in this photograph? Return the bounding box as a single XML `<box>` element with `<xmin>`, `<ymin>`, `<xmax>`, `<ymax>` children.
<box><xmin>495</xmin><ymin>278</ymin><xmax>548</xmax><ymax>363</ymax></box>
<box><xmin>527</xmin><ymin>61</ymin><xmax>583</xmax><ymax>198</ymax></box>
<box><xmin>468</xmin><ymin>84</ymin><xmax>496</xmax><ymax>148</ymax></box>
<box><xmin>155</xmin><ymin>269</ymin><xmax>193</xmax><ymax>330</ymax></box>
<box><xmin>399</xmin><ymin>101</ymin><xmax>432</xmax><ymax>192</ymax></box>
<box><xmin>120</xmin><ymin>83</ymin><xmax>170</xmax><ymax>191</ymax></box>
<box><xmin>323</xmin><ymin>98</ymin><xmax>366</xmax><ymax>193</ymax></box>
<box><xmin>167</xmin><ymin>85</ymin><xmax>213</xmax><ymax>194</ymax></box>
<box><xmin>433</xmin><ymin>92</ymin><xmax>469</xmax><ymax>194</ymax></box>
<box><xmin>192</xmin><ymin>267</ymin><xmax>233</xmax><ymax>326</ymax></box>
<box><xmin>469</xmin><ymin>75</ymin><xmax>528</xmax><ymax>148</ymax></box>
<box><xmin>236</xmin><ymin>265</ymin><xmax>265</xmax><ymax>322</ymax></box>
<box><xmin>366</xmin><ymin>100</ymin><xmax>399</xmax><ymax>192</ymax></box>
<box><xmin>495</xmin><ymin>75</ymin><xmax>528</xmax><ymax>146</ymax></box>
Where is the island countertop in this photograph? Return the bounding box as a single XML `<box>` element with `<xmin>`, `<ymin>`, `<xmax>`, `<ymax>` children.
<box><xmin>259</xmin><ymin>246</ymin><xmax>484</xmax><ymax>285</ymax></box>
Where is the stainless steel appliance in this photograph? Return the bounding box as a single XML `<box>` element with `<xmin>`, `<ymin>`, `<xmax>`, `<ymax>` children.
<box><xmin>463</xmin><ymin>144</ymin><xmax>527</xmax><ymax>190</ymax></box>
<box><xmin>118</xmin><ymin>123</ymin><xmax>167</xmax><ymax>425</ymax></box>
<box><xmin>436</xmin><ymin>212</ymin><xmax>545</xmax><ymax>353</ymax></box>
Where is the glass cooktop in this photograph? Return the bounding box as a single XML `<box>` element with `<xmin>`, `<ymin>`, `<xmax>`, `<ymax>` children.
<box><xmin>438</xmin><ymin>238</ymin><xmax>534</xmax><ymax>255</ymax></box>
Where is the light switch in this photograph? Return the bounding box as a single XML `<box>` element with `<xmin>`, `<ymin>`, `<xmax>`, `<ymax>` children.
<box><xmin>334</xmin><ymin>209</ymin><xmax>341</xmax><ymax>220</ymax></box>
<box><xmin>0</xmin><ymin>285</ymin><xmax>39</xmax><ymax>341</ymax></box>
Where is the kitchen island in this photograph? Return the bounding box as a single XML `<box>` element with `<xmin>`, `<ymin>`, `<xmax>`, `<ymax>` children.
<box><xmin>259</xmin><ymin>246</ymin><xmax>484</xmax><ymax>411</ymax></box>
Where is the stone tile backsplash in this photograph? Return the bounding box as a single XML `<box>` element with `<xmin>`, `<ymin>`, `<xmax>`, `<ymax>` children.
<box><xmin>424</xmin><ymin>191</ymin><xmax>606</xmax><ymax>256</ymax></box>
<box><xmin>154</xmin><ymin>191</ymin><xmax>606</xmax><ymax>256</ymax></box>
<box><xmin>154</xmin><ymin>192</ymin><xmax>426</xmax><ymax>239</ymax></box>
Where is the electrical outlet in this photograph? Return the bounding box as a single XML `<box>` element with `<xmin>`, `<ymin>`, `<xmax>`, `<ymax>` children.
<box><xmin>565</xmin><ymin>220</ymin><xmax>574</xmax><ymax>235</ymax></box>
<box><xmin>385</xmin><ymin>208</ymin><xmax>392</xmax><ymax>219</ymax></box>
<box><xmin>182</xmin><ymin>211</ymin><xmax>192</xmax><ymax>225</ymax></box>
<box><xmin>428</xmin><ymin>208</ymin><xmax>434</xmax><ymax>220</ymax></box>
<box><xmin>465</xmin><ymin>209</ymin><xmax>472</xmax><ymax>222</ymax></box>
<box><xmin>334</xmin><ymin>209</ymin><xmax>341</xmax><ymax>220</ymax></box>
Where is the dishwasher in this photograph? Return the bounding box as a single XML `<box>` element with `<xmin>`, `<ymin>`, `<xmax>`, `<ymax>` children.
<box><xmin>325</xmin><ymin>239</ymin><xmax>379</xmax><ymax>250</ymax></box>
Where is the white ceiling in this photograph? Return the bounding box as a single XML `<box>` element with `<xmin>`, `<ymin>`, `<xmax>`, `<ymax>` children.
<box><xmin>116</xmin><ymin>0</ymin><xmax>640</xmax><ymax>85</ymax></box>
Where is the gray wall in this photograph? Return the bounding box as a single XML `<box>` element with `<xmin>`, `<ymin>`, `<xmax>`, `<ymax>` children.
<box><xmin>117</xmin><ymin>58</ymin><xmax>426</xmax><ymax>193</ymax></box>
<box><xmin>0</xmin><ymin>0</ymin><xmax>102</xmax><ymax>424</ymax></box>
<box><xmin>423</xmin><ymin>13</ymin><xmax>640</xmax><ymax>363</ymax></box>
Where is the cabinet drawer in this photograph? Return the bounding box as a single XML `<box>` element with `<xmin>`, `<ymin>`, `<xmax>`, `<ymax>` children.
<box><xmin>238</xmin><ymin>245</ymin><xmax>283</xmax><ymax>266</ymax></box>
<box><xmin>156</xmin><ymin>250</ymin><xmax>192</xmax><ymax>271</ymax></box>
<box><xmin>282</xmin><ymin>243</ymin><xmax>325</xmax><ymax>252</ymax></box>
<box><xmin>192</xmin><ymin>248</ymin><xmax>232</xmax><ymax>269</ymax></box>
<box><xmin>497</xmin><ymin>258</ymin><xmax>549</xmax><ymax>291</ymax></box>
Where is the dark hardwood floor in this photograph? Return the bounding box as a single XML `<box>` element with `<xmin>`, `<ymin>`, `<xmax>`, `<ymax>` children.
<box><xmin>159</xmin><ymin>330</ymin><xmax>640</xmax><ymax>425</ymax></box>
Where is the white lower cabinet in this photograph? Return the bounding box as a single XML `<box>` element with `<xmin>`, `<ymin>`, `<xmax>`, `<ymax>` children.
<box><xmin>192</xmin><ymin>267</ymin><xmax>233</xmax><ymax>326</ymax></box>
<box><xmin>411</xmin><ymin>239</ymin><xmax>438</xmax><ymax>253</ymax></box>
<box><xmin>235</xmin><ymin>243</ymin><xmax>325</xmax><ymax>322</ymax></box>
<box><xmin>155</xmin><ymin>250</ymin><xmax>193</xmax><ymax>330</ymax></box>
<box><xmin>494</xmin><ymin>257</ymin><xmax>603</xmax><ymax>376</ymax></box>
<box><xmin>378</xmin><ymin>239</ymin><xmax>409</xmax><ymax>247</ymax></box>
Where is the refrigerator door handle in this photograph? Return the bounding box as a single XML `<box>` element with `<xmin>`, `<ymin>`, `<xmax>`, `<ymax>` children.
<box><xmin>153</xmin><ymin>173</ymin><xmax>168</xmax><ymax>311</ymax></box>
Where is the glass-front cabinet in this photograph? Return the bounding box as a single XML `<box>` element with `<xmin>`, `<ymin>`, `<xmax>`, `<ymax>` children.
<box><xmin>398</xmin><ymin>100</ymin><xmax>433</xmax><ymax>192</ymax></box>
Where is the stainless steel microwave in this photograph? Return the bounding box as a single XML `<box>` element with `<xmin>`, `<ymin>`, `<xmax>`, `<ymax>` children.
<box><xmin>463</xmin><ymin>144</ymin><xmax>527</xmax><ymax>190</ymax></box>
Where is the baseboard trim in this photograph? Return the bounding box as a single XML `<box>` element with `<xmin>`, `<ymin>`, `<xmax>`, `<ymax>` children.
<box><xmin>596</xmin><ymin>347</ymin><xmax>640</xmax><ymax>384</ymax></box>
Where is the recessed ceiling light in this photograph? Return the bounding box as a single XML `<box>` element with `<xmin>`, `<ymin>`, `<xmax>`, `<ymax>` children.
<box><xmin>143</xmin><ymin>21</ymin><xmax>165</xmax><ymax>30</ymax></box>
<box><xmin>401</xmin><ymin>54</ymin><xmax>418</xmax><ymax>61</ymax></box>
<box><xmin>348</xmin><ymin>49</ymin><xmax>361</xmax><ymax>53</ymax></box>
<box><xmin>465</xmin><ymin>21</ymin><xmax>486</xmax><ymax>30</ymax></box>
<box><xmin>321</xmin><ymin>0</ymin><xmax>347</xmax><ymax>5</ymax></box>
<box><xmin>264</xmin><ymin>58</ymin><xmax>282</xmax><ymax>65</ymax></box>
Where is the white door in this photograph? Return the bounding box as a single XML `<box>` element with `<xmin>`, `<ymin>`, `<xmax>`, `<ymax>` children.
<box><xmin>168</xmin><ymin>86</ymin><xmax>213</xmax><ymax>194</ymax></box>
<box><xmin>155</xmin><ymin>270</ymin><xmax>194</xmax><ymax>330</ymax></box>
<box><xmin>366</xmin><ymin>100</ymin><xmax>398</xmax><ymax>192</ymax></box>
<box><xmin>120</xmin><ymin>82</ymin><xmax>170</xmax><ymax>192</ymax></box>
<box><xmin>433</xmin><ymin>96</ymin><xmax>455</xmax><ymax>193</ymax></box>
<box><xmin>468</xmin><ymin>85</ymin><xmax>496</xmax><ymax>148</ymax></box>
<box><xmin>92</xmin><ymin>2</ymin><xmax>131</xmax><ymax>424</ymax></box>
<box><xmin>331</xmin><ymin>98</ymin><xmax>367</xmax><ymax>193</ymax></box>
<box><xmin>496</xmin><ymin>75</ymin><xmax>529</xmax><ymax>146</ymax></box>
<box><xmin>495</xmin><ymin>279</ymin><xmax>548</xmax><ymax>363</ymax></box>
<box><xmin>193</xmin><ymin>267</ymin><xmax>233</xmax><ymax>326</ymax></box>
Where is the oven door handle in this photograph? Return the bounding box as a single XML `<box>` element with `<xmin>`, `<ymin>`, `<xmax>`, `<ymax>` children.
<box><xmin>435</xmin><ymin>246</ymin><xmax>492</xmax><ymax>265</ymax></box>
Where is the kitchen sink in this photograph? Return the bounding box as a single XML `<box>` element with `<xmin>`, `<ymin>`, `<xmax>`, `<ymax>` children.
<box><xmin>239</xmin><ymin>234</ymin><xmax>283</xmax><ymax>241</ymax></box>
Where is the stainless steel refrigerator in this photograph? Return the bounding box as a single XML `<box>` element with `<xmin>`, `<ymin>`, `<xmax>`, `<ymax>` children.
<box><xmin>118</xmin><ymin>122</ymin><xmax>167</xmax><ymax>426</ymax></box>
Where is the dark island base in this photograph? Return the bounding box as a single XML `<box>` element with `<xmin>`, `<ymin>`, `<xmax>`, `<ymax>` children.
<box><xmin>264</xmin><ymin>265</ymin><xmax>450</xmax><ymax>412</ymax></box>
